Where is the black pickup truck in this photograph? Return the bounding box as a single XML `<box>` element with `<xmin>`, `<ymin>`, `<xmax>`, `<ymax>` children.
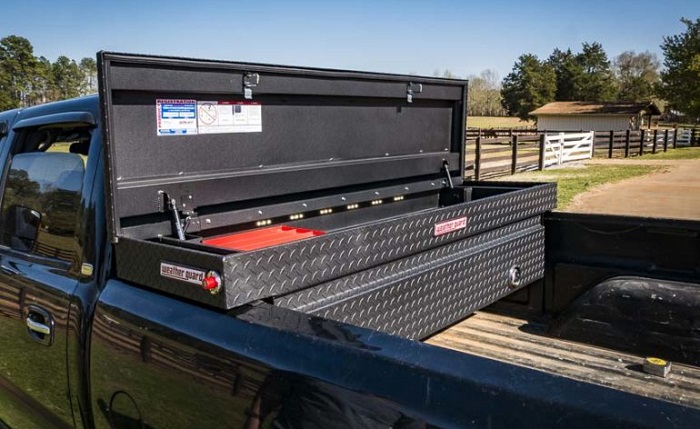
<box><xmin>0</xmin><ymin>52</ymin><xmax>698</xmax><ymax>429</ymax></box>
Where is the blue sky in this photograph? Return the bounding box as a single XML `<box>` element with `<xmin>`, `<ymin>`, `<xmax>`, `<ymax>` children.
<box><xmin>2</xmin><ymin>0</ymin><xmax>699</xmax><ymax>80</ymax></box>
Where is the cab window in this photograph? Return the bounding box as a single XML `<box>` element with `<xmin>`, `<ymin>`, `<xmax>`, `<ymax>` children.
<box><xmin>0</xmin><ymin>125</ymin><xmax>91</xmax><ymax>267</ymax></box>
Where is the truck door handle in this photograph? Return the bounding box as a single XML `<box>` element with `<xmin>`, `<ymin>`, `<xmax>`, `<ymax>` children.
<box><xmin>25</xmin><ymin>305</ymin><xmax>54</xmax><ymax>346</ymax></box>
<box><xmin>26</xmin><ymin>317</ymin><xmax>51</xmax><ymax>335</ymax></box>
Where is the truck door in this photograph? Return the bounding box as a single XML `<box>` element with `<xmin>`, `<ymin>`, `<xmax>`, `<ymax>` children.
<box><xmin>0</xmin><ymin>115</ymin><xmax>95</xmax><ymax>429</ymax></box>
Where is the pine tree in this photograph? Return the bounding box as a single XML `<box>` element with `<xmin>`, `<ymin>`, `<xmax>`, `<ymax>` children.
<box><xmin>501</xmin><ymin>54</ymin><xmax>556</xmax><ymax>120</ymax></box>
<box><xmin>575</xmin><ymin>42</ymin><xmax>618</xmax><ymax>101</ymax></box>
<box><xmin>658</xmin><ymin>18</ymin><xmax>700</xmax><ymax>121</ymax></box>
<box><xmin>0</xmin><ymin>35</ymin><xmax>38</xmax><ymax>109</ymax></box>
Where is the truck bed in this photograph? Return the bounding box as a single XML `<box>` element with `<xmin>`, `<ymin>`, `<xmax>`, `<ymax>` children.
<box><xmin>425</xmin><ymin>311</ymin><xmax>700</xmax><ymax>409</ymax></box>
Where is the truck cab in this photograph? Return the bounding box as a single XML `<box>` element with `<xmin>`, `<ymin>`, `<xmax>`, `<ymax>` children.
<box><xmin>0</xmin><ymin>96</ymin><xmax>105</xmax><ymax>429</ymax></box>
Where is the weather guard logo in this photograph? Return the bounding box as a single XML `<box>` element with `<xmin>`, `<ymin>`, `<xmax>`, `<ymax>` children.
<box><xmin>160</xmin><ymin>262</ymin><xmax>206</xmax><ymax>286</ymax></box>
<box><xmin>433</xmin><ymin>217</ymin><xmax>468</xmax><ymax>236</ymax></box>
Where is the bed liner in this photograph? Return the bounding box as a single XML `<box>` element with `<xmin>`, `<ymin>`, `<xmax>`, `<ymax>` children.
<box><xmin>426</xmin><ymin>311</ymin><xmax>700</xmax><ymax>409</ymax></box>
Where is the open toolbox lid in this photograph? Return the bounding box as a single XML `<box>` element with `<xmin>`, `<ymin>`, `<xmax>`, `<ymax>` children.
<box><xmin>97</xmin><ymin>52</ymin><xmax>467</xmax><ymax>242</ymax></box>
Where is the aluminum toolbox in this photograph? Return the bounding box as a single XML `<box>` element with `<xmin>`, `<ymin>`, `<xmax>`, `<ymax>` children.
<box><xmin>276</xmin><ymin>217</ymin><xmax>545</xmax><ymax>339</ymax></box>
<box><xmin>98</xmin><ymin>52</ymin><xmax>556</xmax><ymax>313</ymax></box>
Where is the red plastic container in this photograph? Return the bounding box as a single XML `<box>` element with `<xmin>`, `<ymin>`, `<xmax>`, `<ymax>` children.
<box><xmin>202</xmin><ymin>225</ymin><xmax>325</xmax><ymax>251</ymax></box>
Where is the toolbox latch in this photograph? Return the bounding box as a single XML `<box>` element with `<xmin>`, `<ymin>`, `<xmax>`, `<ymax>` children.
<box><xmin>406</xmin><ymin>82</ymin><xmax>422</xmax><ymax>103</ymax></box>
<box><xmin>243</xmin><ymin>72</ymin><xmax>260</xmax><ymax>100</ymax></box>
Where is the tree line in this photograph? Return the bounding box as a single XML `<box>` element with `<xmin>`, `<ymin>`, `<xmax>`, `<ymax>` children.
<box><xmin>433</xmin><ymin>68</ymin><xmax>507</xmax><ymax>117</ymax></box>
<box><xmin>0</xmin><ymin>35</ymin><xmax>96</xmax><ymax>111</ymax></box>
<box><xmin>500</xmin><ymin>43</ymin><xmax>659</xmax><ymax>119</ymax></box>
<box><xmin>436</xmin><ymin>43</ymin><xmax>669</xmax><ymax>119</ymax></box>
<box><xmin>2</xmin><ymin>18</ymin><xmax>698</xmax><ymax>122</ymax></box>
<box><xmin>501</xmin><ymin>17</ymin><xmax>700</xmax><ymax>121</ymax></box>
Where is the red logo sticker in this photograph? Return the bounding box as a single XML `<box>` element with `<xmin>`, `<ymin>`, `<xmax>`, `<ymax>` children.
<box><xmin>434</xmin><ymin>217</ymin><xmax>468</xmax><ymax>236</ymax></box>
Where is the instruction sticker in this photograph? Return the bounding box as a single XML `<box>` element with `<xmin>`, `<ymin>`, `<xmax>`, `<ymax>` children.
<box><xmin>197</xmin><ymin>101</ymin><xmax>262</xmax><ymax>134</ymax></box>
<box><xmin>156</xmin><ymin>99</ymin><xmax>197</xmax><ymax>136</ymax></box>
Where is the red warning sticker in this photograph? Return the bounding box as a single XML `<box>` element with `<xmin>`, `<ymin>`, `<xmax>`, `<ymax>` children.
<box><xmin>434</xmin><ymin>217</ymin><xmax>468</xmax><ymax>236</ymax></box>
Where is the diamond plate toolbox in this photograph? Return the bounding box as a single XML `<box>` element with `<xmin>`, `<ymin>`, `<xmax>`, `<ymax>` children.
<box><xmin>103</xmin><ymin>53</ymin><xmax>556</xmax><ymax>314</ymax></box>
<box><xmin>114</xmin><ymin>183</ymin><xmax>556</xmax><ymax>310</ymax></box>
<box><xmin>276</xmin><ymin>219</ymin><xmax>545</xmax><ymax>339</ymax></box>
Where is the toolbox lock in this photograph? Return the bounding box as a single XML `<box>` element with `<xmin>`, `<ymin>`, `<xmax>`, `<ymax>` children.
<box><xmin>201</xmin><ymin>271</ymin><xmax>222</xmax><ymax>295</ymax></box>
<box><xmin>508</xmin><ymin>266</ymin><xmax>522</xmax><ymax>288</ymax></box>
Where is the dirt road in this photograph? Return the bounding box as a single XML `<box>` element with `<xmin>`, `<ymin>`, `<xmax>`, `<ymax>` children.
<box><xmin>567</xmin><ymin>159</ymin><xmax>700</xmax><ymax>220</ymax></box>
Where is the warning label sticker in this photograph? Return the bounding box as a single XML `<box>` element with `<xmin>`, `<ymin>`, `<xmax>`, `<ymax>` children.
<box><xmin>197</xmin><ymin>101</ymin><xmax>262</xmax><ymax>134</ymax></box>
<box><xmin>156</xmin><ymin>99</ymin><xmax>197</xmax><ymax>136</ymax></box>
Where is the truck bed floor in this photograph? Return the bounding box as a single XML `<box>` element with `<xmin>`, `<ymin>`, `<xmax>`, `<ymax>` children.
<box><xmin>425</xmin><ymin>311</ymin><xmax>700</xmax><ymax>409</ymax></box>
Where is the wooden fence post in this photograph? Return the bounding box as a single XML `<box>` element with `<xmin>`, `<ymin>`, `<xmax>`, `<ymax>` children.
<box><xmin>608</xmin><ymin>130</ymin><xmax>614</xmax><ymax>158</ymax></box>
<box><xmin>475</xmin><ymin>136</ymin><xmax>482</xmax><ymax>181</ymax></box>
<box><xmin>692</xmin><ymin>128</ymin><xmax>698</xmax><ymax>146</ymax></box>
<box><xmin>624</xmin><ymin>129</ymin><xmax>631</xmax><ymax>158</ymax></box>
<box><xmin>511</xmin><ymin>135</ymin><xmax>518</xmax><ymax>175</ymax></box>
<box><xmin>538</xmin><ymin>134</ymin><xmax>546</xmax><ymax>170</ymax></box>
<box><xmin>663</xmin><ymin>129</ymin><xmax>669</xmax><ymax>152</ymax></box>
<box><xmin>673</xmin><ymin>129</ymin><xmax>678</xmax><ymax>149</ymax></box>
<box><xmin>639</xmin><ymin>129</ymin><xmax>645</xmax><ymax>157</ymax></box>
<box><xmin>652</xmin><ymin>129</ymin><xmax>658</xmax><ymax>154</ymax></box>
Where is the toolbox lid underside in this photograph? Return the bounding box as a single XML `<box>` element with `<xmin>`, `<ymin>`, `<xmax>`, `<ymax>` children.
<box><xmin>97</xmin><ymin>52</ymin><xmax>467</xmax><ymax>242</ymax></box>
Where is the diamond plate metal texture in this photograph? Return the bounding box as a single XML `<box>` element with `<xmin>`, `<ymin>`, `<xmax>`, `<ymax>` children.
<box><xmin>115</xmin><ymin>238</ymin><xmax>227</xmax><ymax>308</ymax></box>
<box><xmin>278</xmin><ymin>226</ymin><xmax>545</xmax><ymax>340</ymax></box>
<box><xmin>113</xmin><ymin>183</ymin><xmax>555</xmax><ymax>309</ymax></box>
<box><xmin>221</xmin><ymin>184</ymin><xmax>554</xmax><ymax>308</ymax></box>
<box><xmin>275</xmin><ymin>217</ymin><xmax>540</xmax><ymax>312</ymax></box>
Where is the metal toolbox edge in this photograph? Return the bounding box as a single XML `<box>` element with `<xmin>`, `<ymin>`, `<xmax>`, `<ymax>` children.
<box><xmin>114</xmin><ymin>183</ymin><xmax>556</xmax><ymax>309</ymax></box>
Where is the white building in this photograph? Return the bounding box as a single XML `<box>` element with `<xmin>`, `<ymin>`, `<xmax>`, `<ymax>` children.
<box><xmin>529</xmin><ymin>101</ymin><xmax>661</xmax><ymax>132</ymax></box>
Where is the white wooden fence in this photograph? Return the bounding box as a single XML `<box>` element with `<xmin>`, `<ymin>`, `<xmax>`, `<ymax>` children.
<box><xmin>468</xmin><ymin>128</ymin><xmax>695</xmax><ymax>180</ymax></box>
<box><xmin>543</xmin><ymin>131</ymin><xmax>594</xmax><ymax>167</ymax></box>
<box><xmin>677</xmin><ymin>129</ymin><xmax>692</xmax><ymax>147</ymax></box>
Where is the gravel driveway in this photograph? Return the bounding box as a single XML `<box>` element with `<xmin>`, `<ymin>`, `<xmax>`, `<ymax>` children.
<box><xmin>567</xmin><ymin>159</ymin><xmax>700</xmax><ymax>220</ymax></box>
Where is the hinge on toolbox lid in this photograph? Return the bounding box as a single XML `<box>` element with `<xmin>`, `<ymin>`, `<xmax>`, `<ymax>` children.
<box><xmin>406</xmin><ymin>82</ymin><xmax>422</xmax><ymax>103</ymax></box>
<box><xmin>243</xmin><ymin>72</ymin><xmax>260</xmax><ymax>100</ymax></box>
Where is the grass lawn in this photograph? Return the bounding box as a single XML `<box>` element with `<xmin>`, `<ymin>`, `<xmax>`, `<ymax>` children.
<box><xmin>595</xmin><ymin>147</ymin><xmax>700</xmax><ymax>161</ymax></box>
<box><xmin>499</xmin><ymin>164</ymin><xmax>666</xmax><ymax>209</ymax></box>
<box><xmin>638</xmin><ymin>146</ymin><xmax>700</xmax><ymax>160</ymax></box>
<box><xmin>468</xmin><ymin>116</ymin><xmax>534</xmax><ymax>129</ymax></box>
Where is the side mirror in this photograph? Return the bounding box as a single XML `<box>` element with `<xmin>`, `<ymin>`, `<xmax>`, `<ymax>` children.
<box><xmin>5</xmin><ymin>205</ymin><xmax>41</xmax><ymax>251</ymax></box>
<box><xmin>0</xmin><ymin>122</ymin><xmax>7</xmax><ymax>138</ymax></box>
